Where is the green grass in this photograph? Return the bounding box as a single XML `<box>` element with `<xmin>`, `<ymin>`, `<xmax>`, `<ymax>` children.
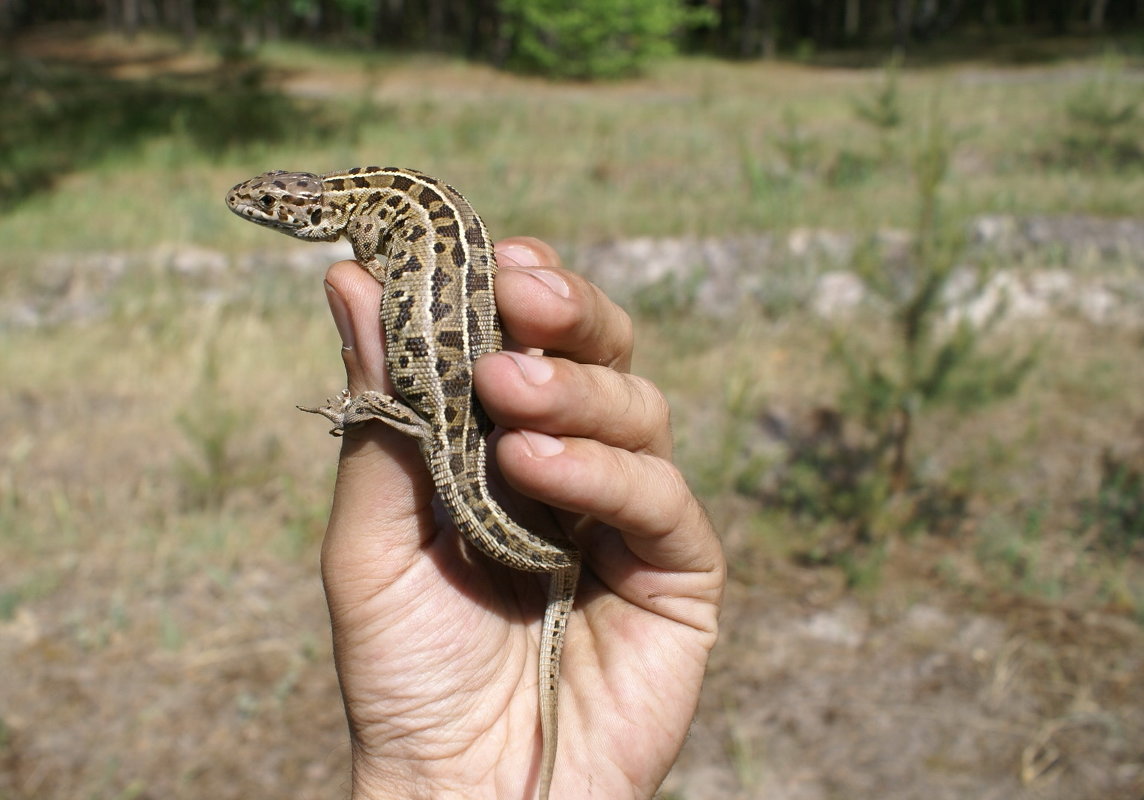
<box><xmin>3</xmin><ymin>39</ymin><xmax>1143</xmax><ymax>267</ymax></box>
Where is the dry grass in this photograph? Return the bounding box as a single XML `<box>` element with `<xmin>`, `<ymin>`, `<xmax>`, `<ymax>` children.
<box><xmin>2</xmin><ymin>27</ymin><xmax>1143</xmax><ymax>799</ymax></box>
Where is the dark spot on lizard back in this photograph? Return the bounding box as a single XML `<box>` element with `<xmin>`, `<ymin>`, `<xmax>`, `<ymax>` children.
<box><xmin>436</xmin><ymin>329</ymin><xmax>463</xmax><ymax>348</ymax></box>
<box><xmin>449</xmin><ymin>452</ymin><xmax>465</xmax><ymax>476</ymax></box>
<box><xmin>394</xmin><ymin>296</ymin><xmax>415</xmax><ymax>330</ymax></box>
<box><xmin>430</xmin><ymin>300</ymin><xmax>452</xmax><ymax>322</ymax></box>
<box><xmin>390</xmin><ymin>254</ymin><xmax>423</xmax><ymax>280</ymax></box>
<box><xmin>390</xmin><ymin>175</ymin><xmax>413</xmax><ymax>192</ymax></box>
<box><xmin>466</xmin><ymin>223</ymin><xmax>486</xmax><ymax>248</ymax></box>
<box><xmin>432</xmin><ymin>266</ymin><xmax>453</xmax><ymax>291</ymax></box>
<box><xmin>467</xmin><ymin>272</ymin><xmax>490</xmax><ymax>292</ymax></box>
<box><xmin>442</xmin><ymin>375</ymin><xmax>470</xmax><ymax>397</ymax></box>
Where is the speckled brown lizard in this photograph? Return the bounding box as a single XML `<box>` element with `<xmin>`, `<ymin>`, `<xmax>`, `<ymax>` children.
<box><xmin>226</xmin><ymin>166</ymin><xmax>581</xmax><ymax>800</ymax></box>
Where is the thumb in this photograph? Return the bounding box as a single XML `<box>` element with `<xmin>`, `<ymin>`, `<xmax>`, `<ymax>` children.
<box><xmin>322</xmin><ymin>260</ymin><xmax>387</xmax><ymax>397</ymax></box>
<box><xmin>318</xmin><ymin>261</ymin><xmax>433</xmax><ymax>591</ymax></box>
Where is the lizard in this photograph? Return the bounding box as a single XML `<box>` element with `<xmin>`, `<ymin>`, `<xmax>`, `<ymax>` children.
<box><xmin>225</xmin><ymin>166</ymin><xmax>581</xmax><ymax>800</ymax></box>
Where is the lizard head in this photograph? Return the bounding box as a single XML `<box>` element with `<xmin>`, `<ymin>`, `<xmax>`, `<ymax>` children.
<box><xmin>225</xmin><ymin>171</ymin><xmax>341</xmax><ymax>241</ymax></box>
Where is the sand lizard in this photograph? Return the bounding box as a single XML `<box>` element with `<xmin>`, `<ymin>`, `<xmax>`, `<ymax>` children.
<box><xmin>226</xmin><ymin>166</ymin><xmax>581</xmax><ymax>799</ymax></box>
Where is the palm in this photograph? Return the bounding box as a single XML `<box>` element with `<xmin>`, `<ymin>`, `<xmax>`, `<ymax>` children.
<box><xmin>327</xmin><ymin>436</ymin><xmax>706</xmax><ymax>796</ymax></box>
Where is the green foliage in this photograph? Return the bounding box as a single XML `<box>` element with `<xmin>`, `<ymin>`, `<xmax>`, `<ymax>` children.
<box><xmin>1059</xmin><ymin>52</ymin><xmax>1143</xmax><ymax>168</ymax></box>
<box><xmin>850</xmin><ymin>55</ymin><xmax>906</xmax><ymax>168</ymax></box>
<box><xmin>773</xmin><ymin>100</ymin><xmax>1037</xmax><ymax>547</ymax></box>
<box><xmin>710</xmin><ymin>374</ymin><xmax>774</xmax><ymax>499</ymax></box>
<box><xmin>852</xmin><ymin>55</ymin><xmax>905</xmax><ymax>134</ymax></box>
<box><xmin>500</xmin><ymin>0</ymin><xmax>712</xmax><ymax>79</ymax></box>
<box><xmin>769</xmin><ymin>107</ymin><xmax>821</xmax><ymax>175</ymax></box>
<box><xmin>1084</xmin><ymin>449</ymin><xmax>1144</xmax><ymax>554</ymax></box>
<box><xmin>826</xmin><ymin>149</ymin><xmax>878</xmax><ymax>187</ymax></box>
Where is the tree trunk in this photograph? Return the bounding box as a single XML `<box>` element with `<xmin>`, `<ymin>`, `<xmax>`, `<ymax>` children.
<box><xmin>372</xmin><ymin>0</ymin><xmax>403</xmax><ymax>47</ymax></box>
<box><xmin>0</xmin><ymin>0</ymin><xmax>14</xmax><ymax>39</ymax></box>
<box><xmin>982</xmin><ymin>0</ymin><xmax>997</xmax><ymax>26</ymax></box>
<box><xmin>761</xmin><ymin>0</ymin><xmax>776</xmax><ymax>58</ymax></box>
<box><xmin>1089</xmin><ymin>0</ymin><xmax>1109</xmax><ymax>30</ymax></box>
<box><xmin>845</xmin><ymin>0</ymin><xmax>861</xmax><ymax>38</ymax></box>
<box><xmin>740</xmin><ymin>0</ymin><xmax>763</xmax><ymax>57</ymax></box>
<box><xmin>1049</xmin><ymin>0</ymin><xmax>1070</xmax><ymax>33</ymax></box>
<box><xmin>427</xmin><ymin>0</ymin><xmax>446</xmax><ymax>50</ymax></box>
<box><xmin>895</xmin><ymin>0</ymin><xmax>913</xmax><ymax>44</ymax></box>
<box><xmin>168</xmin><ymin>0</ymin><xmax>196</xmax><ymax>44</ymax></box>
<box><xmin>122</xmin><ymin>0</ymin><xmax>140</xmax><ymax>38</ymax></box>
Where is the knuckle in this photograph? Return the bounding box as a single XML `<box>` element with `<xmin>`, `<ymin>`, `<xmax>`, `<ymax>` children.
<box><xmin>635</xmin><ymin>374</ymin><xmax>671</xmax><ymax>426</ymax></box>
<box><xmin>625</xmin><ymin>374</ymin><xmax>672</xmax><ymax>451</ymax></box>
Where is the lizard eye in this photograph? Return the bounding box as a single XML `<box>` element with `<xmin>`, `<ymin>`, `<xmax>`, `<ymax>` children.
<box><xmin>258</xmin><ymin>194</ymin><xmax>275</xmax><ymax>209</ymax></box>
<box><xmin>310</xmin><ymin>208</ymin><xmax>322</xmax><ymax>226</ymax></box>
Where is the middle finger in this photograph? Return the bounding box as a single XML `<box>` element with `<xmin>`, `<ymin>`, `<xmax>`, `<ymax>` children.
<box><xmin>474</xmin><ymin>351</ymin><xmax>672</xmax><ymax>459</ymax></box>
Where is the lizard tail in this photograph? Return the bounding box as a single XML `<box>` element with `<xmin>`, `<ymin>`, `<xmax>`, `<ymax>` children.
<box><xmin>538</xmin><ymin>562</ymin><xmax>580</xmax><ymax>800</ymax></box>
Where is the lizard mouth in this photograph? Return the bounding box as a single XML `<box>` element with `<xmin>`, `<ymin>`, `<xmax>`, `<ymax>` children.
<box><xmin>226</xmin><ymin>198</ymin><xmax>304</xmax><ymax>232</ymax></box>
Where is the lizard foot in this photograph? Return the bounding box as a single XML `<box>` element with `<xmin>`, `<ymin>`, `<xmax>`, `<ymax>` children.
<box><xmin>299</xmin><ymin>389</ymin><xmax>429</xmax><ymax>440</ymax></box>
<box><xmin>298</xmin><ymin>389</ymin><xmax>355</xmax><ymax>436</ymax></box>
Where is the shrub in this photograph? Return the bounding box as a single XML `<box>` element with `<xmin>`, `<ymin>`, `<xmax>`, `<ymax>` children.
<box><xmin>500</xmin><ymin>0</ymin><xmax>711</xmax><ymax>79</ymax></box>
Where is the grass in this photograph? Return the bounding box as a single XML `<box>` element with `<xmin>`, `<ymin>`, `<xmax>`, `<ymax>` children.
<box><xmin>4</xmin><ymin>35</ymin><xmax>1144</xmax><ymax>264</ymax></box>
<box><xmin>2</xmin><ymin>26</ymin><xmax>1143</xmax><ymax>800</ymax></box>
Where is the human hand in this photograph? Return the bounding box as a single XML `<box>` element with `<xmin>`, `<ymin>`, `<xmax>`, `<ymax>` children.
<box><xmin>317</xmin><ymin>237</ymin><xmax>724</xmax><ymax>799</ymax></box>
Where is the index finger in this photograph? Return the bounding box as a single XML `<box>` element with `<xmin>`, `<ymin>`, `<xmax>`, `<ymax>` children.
<box><xmin>495</xmin><ymin>237</ymin><xmax>634</xmax><ymax>372</ymax></box>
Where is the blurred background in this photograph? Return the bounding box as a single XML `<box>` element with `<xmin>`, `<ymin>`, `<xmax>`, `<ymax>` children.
<box><xmin>1</xmin><ymin>2</ymin><xmax>1142</xmax><ymax>798</ymax></box>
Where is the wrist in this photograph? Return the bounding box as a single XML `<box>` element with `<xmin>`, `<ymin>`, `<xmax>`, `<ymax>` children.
<box><xmin>350</xmin><ymin>748</ymin><xmax>473</xmax><ymax>800</ymax></box>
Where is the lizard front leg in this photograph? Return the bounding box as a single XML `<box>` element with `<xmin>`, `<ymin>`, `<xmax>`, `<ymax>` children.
<box><xmin>301</xmin><ymin>212</ymin><xmax>423</xmax><ymax>437</ymax></box>
<box><xmin>300</xmin><ymin>389</ymin><xmax>431</xmax><ymax>440</ymax></box>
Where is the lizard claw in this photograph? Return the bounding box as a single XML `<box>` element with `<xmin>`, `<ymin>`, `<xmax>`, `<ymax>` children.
<box><xmin>298</xmin><ymin>389</ymin><xmax>354</xmax><ymax>436</ymax></box>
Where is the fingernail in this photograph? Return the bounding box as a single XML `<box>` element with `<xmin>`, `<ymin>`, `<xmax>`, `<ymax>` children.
<box><xmin>503</xmin><ymin>351</ymin><xmax>554</xmax><ymax>385</ymax></box>
<box><xmin>497</xmin><ymin>244</ymin><xmax>542</xmax><ymax>267</ymax></box>
<box><xmin>519</xmin><ymin>430</ymin><xmax>565</xmax><ymax>458</ymax></box>
<box><xmin>498</xmin><ymin>246</ymin><xmax>570</xmax><ymax>299</ymax></box>
<box><xmin>522</xmin><ymin>268</ymin><xmax>571</xmax><ymax>298</ymax></box>
<box><xmin>325</xmin><ymin>282</ymin><xmax>355</xmax><ymax>350</ymax></box>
